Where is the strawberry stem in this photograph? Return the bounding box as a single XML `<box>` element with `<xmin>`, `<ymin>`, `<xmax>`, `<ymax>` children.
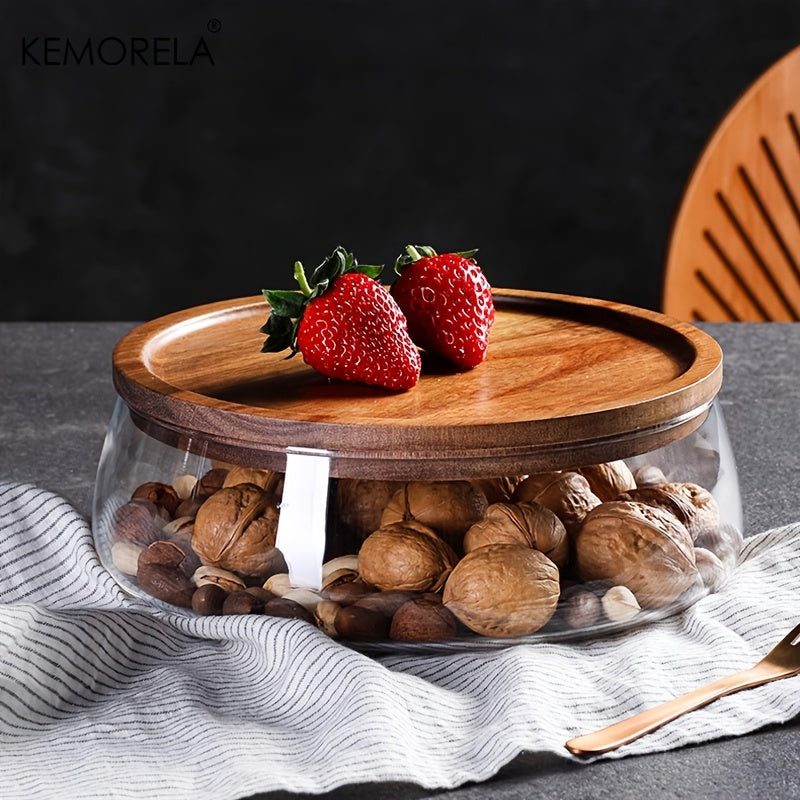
<box><xmin>293</xmin><ymin>261</ymin><xmax>313</xmax><ymax>297</ymax></box>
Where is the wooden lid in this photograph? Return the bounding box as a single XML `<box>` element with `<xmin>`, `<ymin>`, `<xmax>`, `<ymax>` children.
<box><xmin>112</xmin><ymin>289</ymin><xmax>723</xmax><ymax>479</ymax></box>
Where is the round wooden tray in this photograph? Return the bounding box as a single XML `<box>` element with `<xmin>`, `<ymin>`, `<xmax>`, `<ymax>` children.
<box><xmin>112</xmin><ymin>289</ymin><xmax>723</xmax><ymax>479</ymax></box>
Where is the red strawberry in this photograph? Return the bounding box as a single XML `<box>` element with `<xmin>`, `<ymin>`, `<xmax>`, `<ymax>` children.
<box><xmin>391</xmin><ymin>245</ymin><xmax>495</xmax><ymax>368</ymax></box>
<box><xmin>261</xmin><ymin>246</ymin><xmax>421</xmax><ymax>391</ymax></box>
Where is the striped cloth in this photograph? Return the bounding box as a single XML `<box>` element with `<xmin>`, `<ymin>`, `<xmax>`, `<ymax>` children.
<box><xmin>1</xmin><ymin>481</ymin><xmax>799</xmax><ymax>799</ymax></box>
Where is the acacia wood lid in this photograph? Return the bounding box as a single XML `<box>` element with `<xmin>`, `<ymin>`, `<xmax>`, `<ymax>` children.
<box><xmin>112</xmin><ymin>289</ymin><xmax>723</xmax><ymax>479</ymax></box>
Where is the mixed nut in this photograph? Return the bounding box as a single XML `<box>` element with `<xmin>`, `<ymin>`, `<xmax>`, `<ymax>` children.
<box><xmin>110</xmin><ymin>459</ymin><xmax>742</xmax><ymax>644</ymax></box>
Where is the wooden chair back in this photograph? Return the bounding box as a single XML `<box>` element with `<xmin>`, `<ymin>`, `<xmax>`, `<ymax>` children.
<box><xmin>662</xmin><ymin>46</ymin><xmax>800</xmax><ymax>321</ymax></box>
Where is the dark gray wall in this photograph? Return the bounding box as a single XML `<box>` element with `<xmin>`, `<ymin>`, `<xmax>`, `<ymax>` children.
<box><xmin>3</xmin><ymin>0</ymin><xmax>800</xmax><ymax>321</ymax></box>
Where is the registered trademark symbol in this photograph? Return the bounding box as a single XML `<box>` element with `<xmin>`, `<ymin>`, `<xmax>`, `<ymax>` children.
<box><xmin>207</xmin><ymin>18</ymin><xmax>221</xmax><ymax>33</ymax></box>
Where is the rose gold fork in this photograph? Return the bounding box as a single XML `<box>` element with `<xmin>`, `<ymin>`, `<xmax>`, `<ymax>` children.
<box><xmin>565</xmin><ymin>621</ymin><xmax>800</xmax><ymax>757</ymax></box>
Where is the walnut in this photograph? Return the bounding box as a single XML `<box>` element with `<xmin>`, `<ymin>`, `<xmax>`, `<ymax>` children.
<box><xmin>522</xmin><ymin>472</ymin><xmax>602</xmax><ymax>534</ymax></box>
<box><xmin>512</xmin><ymin>471</ymin><xmax>564</xmax><ymax>503</ymax></box>
<box><xmin>660</xmin><ymin>482</ymin><xmax>721</xmax><ymax>541</ymax></box>
<box><xmin>335</xmin><ymin>478</ymin><xmax>405</xmax><ymax>540</ymax></box>
<box><xmin>223</xmin><ymin>466</ymin><xmax>284</xmax><ymax>496</ymax></box>
<box><xmin>574</xmin><ymin>500</ymin><xmax>701</xmax><ymax>609</ymax></box>
<box><xmin>380</xmin><ymin>481</ymin><xmax>488</xmax><ymax>553</ymax></box>
<box><xmin>192</xmin><ymin>483</ymin><xmax>282</xmax><ymax>579</ymax></box>
<box><xmin>615</xmin><ymin>486</ymin><xmax>699</xmax><ymax>537</ymax></box>
<box><xmin>462</xmin><ymin>500</ymin><xmax>568</xmax><ymax>568</ymax></box>
<box><xmin>577</xmin><ymin>461</ymin><xmax>636</xmax><ymax>502</ymax></box>
<box><xmin>442</xmin><ymin>544</ymin><xmax>560</xmax><ymax>637</ymax></box>
<box><xmin>468</xmin><ymin>476</ymin><xmax>524</xmax><ymax>504</ymax></box>
<box><xmin>357</xmin><ymin>520</ymin><xmax>458</xmax><ymax>592</ymax></box>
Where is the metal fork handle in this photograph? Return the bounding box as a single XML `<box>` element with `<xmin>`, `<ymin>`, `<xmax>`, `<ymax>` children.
<box><xmin>565</xmin><ymin>664</ymin><xmax>788</xmax><ymax>756</ymax></box>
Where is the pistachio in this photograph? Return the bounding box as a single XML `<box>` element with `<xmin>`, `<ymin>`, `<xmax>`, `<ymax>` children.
<box><xmin>192</xmin><ymin>565</ymin><xmax>246</xmax><ymax>593</ymax></box>
<box><xmin>315</xmin><ymin>599</ymin><xmax>342</xmax><ymax>636</ymax></box>
<box><xmin>283</xmin><ymin>587</ymin><xmax>323</xmax><ymax>613</ymax></box>
<box><xmin>172</xmin><ymin>474</ymin><xmax>198</xmax><ymax>500</ymax></box>
<box><xmin>322</xmin><ymin>555</ymin><xmax>359</xmax><ymax>579</ymax></box>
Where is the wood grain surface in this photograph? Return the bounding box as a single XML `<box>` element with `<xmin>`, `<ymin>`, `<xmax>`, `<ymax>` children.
<box><xmin>112</xmin><ymin>290</ymin><xmax>722</xmax><ymax>479</ymax></box>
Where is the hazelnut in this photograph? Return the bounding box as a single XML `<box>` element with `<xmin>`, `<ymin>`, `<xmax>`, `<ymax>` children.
<box><xmin>380</xmin><ymin>481</ymin><xmax>488</xmax><ymax>553</ymax></box>
<box><xmin>192</xmin><ymin>484</ymin><xmax>282</xmax><ymax>579</ymax></box>
<box><xmin>575</xmin><ymin>501</ymin><xmax>701</xmax><ymax>609</ymax></box>
<box><xmin>131</xmin><ymin>481</ymin><xmax>181</xmax><ymax>517</ymax></box>
<box><xmin>462</xmin><ymin>501</ymin><xmax>568</xmax><ymax>568</ymax></box>
<box><xmin>694</xmin><ymin>547</ymin><xmax>728</xmax><ymax>593</ymax></box>
<box><xmin>694</xmin><ymin>523</ymin><xmax>743</xmax><ymax>571</ymax></box>
<box><xmin>560</xmin><ymin>588</ymin><xmax>602</xmax><ymax>629</ymax></box>
<box><xmin>192</xmin><ymin>583</ymin><xmax>227</xmax><ymax>615</ymax></box>
<box><xmin>323</xmin><ymin>579</ymin><xmax>377</xmax><ymax>605</ymax></box>
<box><xmin>601</xmin><ymin>586</ymin><xmax>641</xmax><ymax>622</ymax></box>
<box><xmin>336</xmin><ymin>479</ymin><xmax>405</xmax><ymax>540</ymax></box>
<box><xmin>390</xmin><ymin>597</ymin><xmax>458</xmax><ymax>642</ymax></box>
<box><xmin>263</xmin><ymin>597</ymin><xmax>316</xmax><ymax>625</ymax></box>
<box><xmin>577</xmin><ymin>461</ymin><xmax>636</xmax><ymax>502</ymax></box>
<box><xmin>223</xmin><ymin>590</ymin><xmax>265</xmax><ymax>615</ymax></box>
<box><xmin>358</xmin><ymin>520</ymin><xmax>458</xmax><ymax>592</ymax></box>
<box><xmin>352</xmin><ymin>590</ymin><xmax>415</xmax><ymax>618</ymax></box>
<box><xmin>334</xmin><ymin>604</ymin><xmax>390</xmax><ymax>640</ymax></box>
<box><xmin>443</xmin><ymin>544</ymin><xmax>560</xmax><ymax>638</ymax></box>
<box><xmin>112</xmin><ymin>499</ymin><xmax>169</xmax><ymax>546</ymax></box>
<box><xmin>111</xmin><ymin>540</ymin><xmax>145</xmax><ymax>576</ymax></box>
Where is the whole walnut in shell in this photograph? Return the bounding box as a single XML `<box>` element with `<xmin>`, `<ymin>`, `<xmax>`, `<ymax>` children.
<box><xmin>443</xmin><ymin>544</ymin><xmax>560</xmax><ymax>637</ymax></box>
<box><xmin>192</xmin><ymin>483</ymin><xmax>282</xmax><ymax>579</ymax></box>
<box><xmin>380</xmin><ymin>481</ymin><xmax>488</xmax><ymax>552</ymax></box>
<box><xmin>223</xmin><ymin>466</ymin><xmax>284</xmax><ymax>496</ymax></box>
<box><xmin>462</xmin><ymin>501</ymin><xmax>568</xmax><ymax>568</ymax></box>
<box><xmin>515</xmin><ymin>471</ymin><xmax>601</xmax><ymax>535</ymax></box>
<box><xmin>336</xmin><ymin>478</ymin><xmax>405</xmax><ymax>540</ymax></box>
<box><xmin>468</xmin><ymin>476</ymin><xmax>524</xmax><ymax>504</ymax></box>
<box><xmin>574</xmin><ymin>500</ymin><xmax>701</xmax><ymax>609</ymax></box>
<box><xmin>660</xmin><ymin>482</ymin><xmax>721</xmax><ymax>540</ymax></box>
<box><xmin>577</xmin><ymin>461</ymin><xmax>636</xmax><ymax>502</ymax></box>
<box><xmin>615</xmin><ymin>486</ymin><xmax>700</xmax><ymax>540</ymax></box>
<box><xmin>358</xmin><ymin>520</ymin><xmax>458</xmax><ymax>592</ymax></box>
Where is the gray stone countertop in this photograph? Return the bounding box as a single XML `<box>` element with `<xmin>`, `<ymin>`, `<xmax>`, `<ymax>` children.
<box><xmin>1</xmin><ymin>321</ymin><xmax>799</xmax><ymax>799</ymax></box>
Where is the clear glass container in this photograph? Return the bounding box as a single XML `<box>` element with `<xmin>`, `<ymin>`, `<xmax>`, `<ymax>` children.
<box><xmin>93</xmin><ymin>291</ymin><xmax>740</xmax><ymax>651</ymax></box>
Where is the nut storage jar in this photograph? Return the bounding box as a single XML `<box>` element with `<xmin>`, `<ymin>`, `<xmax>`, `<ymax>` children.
<box><xmin>92</xmin><ymin>290</ymin><xmax>742</xmax><ymax>651</ymax></box>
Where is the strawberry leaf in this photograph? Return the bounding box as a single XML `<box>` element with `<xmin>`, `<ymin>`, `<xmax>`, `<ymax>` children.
<box><xmin>262</xmin><ymin>289</ymin><xmax>305</xmax><ymax>318</ymax></box>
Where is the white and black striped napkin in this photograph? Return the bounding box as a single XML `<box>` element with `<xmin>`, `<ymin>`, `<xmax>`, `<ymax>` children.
<box><xmin>2</xmin><ymin>480</ymin><xmax>800</xmax><ymax>799</ymax></box>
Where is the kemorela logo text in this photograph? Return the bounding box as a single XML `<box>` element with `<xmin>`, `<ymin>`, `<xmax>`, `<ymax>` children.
<box><xmin>21</xmin><ymin>30</ymin><xmax>217</xmax><ymax>66</ymax></box>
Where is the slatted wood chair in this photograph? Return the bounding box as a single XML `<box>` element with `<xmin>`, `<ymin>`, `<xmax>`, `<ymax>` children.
<box><xmin>663</xmin><ymin>45</ymin><xmax>800</xmax><ymax>321</ymax></box>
